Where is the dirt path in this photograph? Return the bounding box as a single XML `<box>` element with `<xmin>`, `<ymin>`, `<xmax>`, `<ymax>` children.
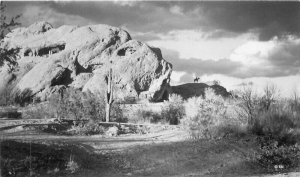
<box><xmin>1</xmin><ymin>121</ymin><xmax>300</xmax><ymax>177</ymax></box>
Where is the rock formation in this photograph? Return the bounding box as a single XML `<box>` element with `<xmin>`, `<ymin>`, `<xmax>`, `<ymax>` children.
<box><xmin>0</xmin><ymin>21</ymin><xmax>172</xmax><ymax>103</ymax></box>
<box><xmin>171</xmin><ymin>83</ymin><xmax>231</xmax><ymax>100</ymax></box>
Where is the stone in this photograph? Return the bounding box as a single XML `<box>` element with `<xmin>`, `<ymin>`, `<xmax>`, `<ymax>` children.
<box><xmin>1</xmin><ymin>21</ymin><xmax>172</xmax><ymax>103</ymax></box>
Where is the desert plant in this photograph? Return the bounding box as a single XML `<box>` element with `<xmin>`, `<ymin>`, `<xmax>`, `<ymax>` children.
<box><xmin>48</xmin><ymin>88</ymin><xmax>106</xmax><ymax>122</ymax></box>
<box><xmin>238</xmin><ymin>84</ymin><xmax>260</xmax><ymax>127</ymax></box>
<box><xmin>22</xmin><ymin>103</ymin><xmax>55</xmax><ymax>119</ymax></box>
<box><xmin>69</xmin><ymin>121</ymin><xmax>106</xmax><ymax>136</ymax></box>
<box><xmin>105</xmin><ymin>64</ymin><xmax>114</xmax><ymax>122</ymax></box>
<box><xmin>251</xmin><ymin>107</ymin><xmax>297</xmax><ymax>146</ymax></box>
<box><xmin>255</xmin><ymin>140</ymin><xmax>300</xmax><ymax>172</ymax></box>
<box><xmin>161</xmin><ymin>94</ymin><xmax>185</xmax><ymax>125</ymax></box>
<box><xmin>0</xmin><ymin>2</ymin><xmax>21</xmax><ymax>68</ymax></box>
<box><xmin>66</xmin><ymin>155</ymin><xmax>79</xmax><ymax>173</ymax></box>
<box><xmin>130</xmin><ymin>108</ymin><xmax>163</xmax><ymax>124</ymax></box>
<box><xmin>183</xmin><ymin>88</ymin><xmax>227</xmax><ymax>139</ymax></box>
<box><xmin>259</xmin><ymin>83</ymin><xmax>280</xmax><ymax>111</ymax></box>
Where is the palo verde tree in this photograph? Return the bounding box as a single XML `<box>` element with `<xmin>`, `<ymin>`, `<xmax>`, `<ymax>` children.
<box><xmin>0</xmin><ymin>1</ymin><xmax>21</xmax><ymax>68</ymax></box>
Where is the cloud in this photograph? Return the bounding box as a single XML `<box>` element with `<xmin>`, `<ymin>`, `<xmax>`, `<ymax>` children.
<box><xmin>148</xmin><ymin>30</ymin><xmax>256</xmax><ymax>60</ymax></box>
<box><xmin>18</xmin><ymin>4</ymin><xmax>94</xmax><ymax>28</ymax></box>
<box><xmin>161</xmin><ymin>48</ymin><xmax>242</xmax><ymax>77</ymax></box>
<box><xmin>160</xmin><ymin>35</ymin><xmax>300</xmax><ymax>79</ymax></box>
<box><xmin>6</xmin><ymin>1</ymin><xmax>299</xmax><ymax>41</ymax></box>
<box><xmin>229</xmin><ymin>36</ymin><xmax>300</xmax><ymax>77</ymax></box>
<box><xmin>176</xmin><ymin>2</ymin><xmax>300</xmax><ymax>40</ymax></box>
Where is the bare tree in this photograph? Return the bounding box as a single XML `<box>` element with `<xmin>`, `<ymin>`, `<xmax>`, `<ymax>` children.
<box><xmin>239</xmin><ymin>84</ymin><xmax>259</xmax><ymax>126</ymax></box>
<box><xmin>260</xmin><ymin>83</ymin><xmax>280</xmax><ymax>111</ymax></box>
<box><xmin>0</xmin><ymin>2</ymin><xmax>21</xmax><ymax>68</ymax></box>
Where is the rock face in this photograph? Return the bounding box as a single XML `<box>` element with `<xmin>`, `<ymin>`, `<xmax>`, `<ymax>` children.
<box><xmin>171</xmin><ymin>83</ymin><xmax>231</xmax><ymax>100</ymax></box>
<box><xmin>1</xmin><ymin>21</ymin><xmax>172</xmax><ymax>102</ymax></box>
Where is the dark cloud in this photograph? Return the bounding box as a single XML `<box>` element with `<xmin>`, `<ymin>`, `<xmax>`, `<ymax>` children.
<box><xmin>5</xmin><ymin>1</ymin><xmax>300</xmax><ymax>40</ymax></box>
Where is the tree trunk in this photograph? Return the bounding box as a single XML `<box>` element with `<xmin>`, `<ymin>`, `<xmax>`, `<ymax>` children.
<box><xmin>105</xmin><ymin>103</ymin><xmax>110</xmax><ymax>122</ymax></box>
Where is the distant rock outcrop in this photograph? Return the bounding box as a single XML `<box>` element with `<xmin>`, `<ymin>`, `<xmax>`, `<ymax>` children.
<box><xmin>171</xmin><ymin>83</ymin><xmax>231</xmax><ymax>99</ymax></box>
<box><xmin>0</xmin><ymin>21</ymin><xmax>172</xmax><ymax>103</ymax></box>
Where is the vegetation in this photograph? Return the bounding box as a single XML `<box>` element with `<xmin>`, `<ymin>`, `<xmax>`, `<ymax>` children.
<box><xmin>161</xmin><ymin>94</ymin><xmax>185</xmax><ymax>125</ymax></box>
<box><xmin>0</xmin><ymin>1</ymin><xmax>21</xmax><ymax>68</ymax></box>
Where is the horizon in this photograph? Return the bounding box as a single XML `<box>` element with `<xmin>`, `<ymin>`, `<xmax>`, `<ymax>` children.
<box><xmin>5</xmin><ymin>1</ymin><xmax>300</xmax><ymax>97</ymax></box>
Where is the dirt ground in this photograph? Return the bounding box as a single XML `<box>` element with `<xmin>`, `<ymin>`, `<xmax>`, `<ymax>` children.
<box><xmin>1</xmin><ymin>119</ymin><xmax>300</xmax><ymax>177</ymax></box>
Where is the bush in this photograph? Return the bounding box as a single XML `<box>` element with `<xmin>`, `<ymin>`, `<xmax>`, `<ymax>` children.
<box><xmin>183</xmin><ymin>88</ymin><xmax>227</xmax><ymax>139</ymax></box>
<box><xmin>69</xmin><ymin>121</ymin><xmax>106</xmax><ymax>136</ymax></box>
<box><xmin>255</xmin><ymin>140</ymin><xmax>300</xmax><ymax>172</ymax></box>
<box><xmin>161</xmin><ymin>94</ymin><xmax>185</xmax><ymax>125</ymax></box>
<box><xmin>22</xmin><ymin>103</ymin><xmax>55</xmax><ymax>119</ymax></box>
<box><xmin>251</xmin><ymin>108</ymin><xmax>297</xmax><ymax>146</ymax></box>
<box><xmin>130</xmin><ymin>108</ymin><xmax>163</xmax><ymax>124</ymax></box>
<box><xmin>48</xmin><ymin>88</ymin><xmax>106</xmax><ymax>122</ymax></box>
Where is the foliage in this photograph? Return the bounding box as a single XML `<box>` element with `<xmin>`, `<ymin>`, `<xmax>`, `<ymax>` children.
<box><xmin>255</xmin><ymin>140</ymin><xmax>300</xmax><ymax>172</ymax></box>
<box><xmin>250</xmin><ymin>108</ymin><xmax>297</xmax><ymax>145</ymax></box>
<box><xmin>22</xmin><ymin>103</ymin><xmax>55</xmax><ymax>119</ymax></box>
<box><xmin>0</xmin><ymin>2</ymin><xmax>21</xmax><ymax>68</ymax></box>
<box><xmin>130</xmin><ymin>108</ymin><xmax>163</xmax><ymax>124</ymax></box>
<box><xmin>66</xmin><ymin>156</ymin><xmax>79</xmax><ymax>173</ymax></box>
<box><xmin>183</xmin><ymin>88</ymin><xmax>227</xmax><ymax>139</ymax></box>
<box><xmin>161</xmin><ymin>94</ymin><xmax>185</xmax><ymax>125</ymax></box>
<box><xmin>48</xmin><ymin>88</ymin><xmax>106</xmax><ymax>122</ymax></box>
<box><xmin>69</xmin><ymin>121</ymin><xmax>106</xmax><ymax>136</ymax></box>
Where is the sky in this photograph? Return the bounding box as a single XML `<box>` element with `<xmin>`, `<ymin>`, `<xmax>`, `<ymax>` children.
<box><xmin>4</xmin><ymin>1</ymin><xmax>300</xmax><ymax>97</ymax></box>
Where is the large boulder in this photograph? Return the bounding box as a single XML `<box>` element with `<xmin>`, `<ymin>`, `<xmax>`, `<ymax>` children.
<box><xmin>1</xmin><ymin>22</ymin><xmax>172</xmax><ymax>103</ymax></box>
<box><xmin>83</xmin><ymin>40</ymin><xmax>172</xmax><ymax>101</ymax></box>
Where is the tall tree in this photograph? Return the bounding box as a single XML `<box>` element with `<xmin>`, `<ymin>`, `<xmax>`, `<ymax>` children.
<box><xmin>0</xmin><ymin>2</ymin><xmax>21</xmax><ymax>68</ymax></box>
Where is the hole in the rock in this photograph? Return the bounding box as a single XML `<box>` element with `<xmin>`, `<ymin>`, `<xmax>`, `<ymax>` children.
<box><xmin>117</xmin><ymin>47</ymin><xmax>136</xmax><ymax>57</ymax></box>
<box><xmin>24</xmin><ymin>49</ymin><xmax>33</xmax><ymax>56</ymax></box>
<box><xmin>117</xmin><ymin>48</ymin><xmax>126</xmax><ymax>56</ymax></box>
<box><xmin>38</xmin><ymin>43</ymin><xmax>66</xmax><ymax>56</ymax></box>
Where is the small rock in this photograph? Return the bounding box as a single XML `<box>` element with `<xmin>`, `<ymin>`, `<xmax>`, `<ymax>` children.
<box><xmin>106</xmin><ymin>126</ymin><xmax>119</xmax><ymax>136</ymax></box>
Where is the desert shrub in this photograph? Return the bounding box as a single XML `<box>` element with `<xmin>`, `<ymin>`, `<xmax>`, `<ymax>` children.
<box><xmin>183</xmin><ymin>88</ymin><xmax>227</xmax><ymax>139</ymax></box>
<box><xmin>255</xmin><ymin>140</ymin><xmax>300</xmax><ymax>172</ymax></box>
<box><xmin>66</xmin><ymin>157</ymin><xmax>79</xmax><ymax>174</ymax></box>
<box><xmin>161</xmin><ymin>94</ymin><xmax>185</xmax><ymax>125</ymax></box>
<box><xmin>130</xmin><ymin>108</ymin><xmax>163</xmax><ymax>124</ymax></box>
<box><xmin>22</xmin><ymin>103</ymin><xmax>55</xmax><ymax>119</ymax></box>
<box><xmin>250</xmin><ymin>99</ymin><xmax>300</xmax><ymax>172</ymax></box>
<box><xmin>69</xmin><ymin>121</ymin><xmax>106</xmax><ymax>136</ymax></box>
<box><xmin>111</xmin><ymin>103</ymin><xmax>126</xmax><ymax>122</ymax></box>
<box><xmin>48</xmin><ymin>88</ymin><xmax>106</xmax><ymax>122</ymax></box>
<box><xmin>250</xmin><ymin>105</ymin><xmax>297</xmax><ymax>145</ymax></box>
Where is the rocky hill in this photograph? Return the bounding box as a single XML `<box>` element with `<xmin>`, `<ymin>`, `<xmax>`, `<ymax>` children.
<box><xmin>171</xmin><ymin>83</ymin><xmax>231</xmax><ymax>99</ymax></box>
<box><xmin>0</xmin><ymin>21</ymin><xmax>172</xmax><ymax>103</ymax></box>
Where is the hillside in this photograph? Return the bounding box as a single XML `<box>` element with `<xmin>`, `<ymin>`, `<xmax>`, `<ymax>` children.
<box><xmin>171</xmin><ymin>83</ymin><xmax>231</xmax><ymax>99</ymax></box>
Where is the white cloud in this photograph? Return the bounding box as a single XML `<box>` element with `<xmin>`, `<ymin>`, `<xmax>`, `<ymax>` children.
<box><xmin>229</xmin><ymin>36</ymin><xmax>300</xmax><ymax>77</ymax></box>
<box><xmin>169</xmin><ymin>5</ymin><xmax>184</xmax><ymax>15</ymax></box>
<box><xmin>148</xmin><ymin>29</ymin><xmax>257</xmax><ymax>60</ymax></box>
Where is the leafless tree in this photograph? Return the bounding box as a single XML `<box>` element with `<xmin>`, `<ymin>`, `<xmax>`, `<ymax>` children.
<box><xmin>260</xmin><ymin>83</ymin><xmax>280</xmax><ymax>111</ymax></box>
<box><xmin>239</xmin><ymin>84</ymin><xmax>259</xmax><ymax>126</ymax></box>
